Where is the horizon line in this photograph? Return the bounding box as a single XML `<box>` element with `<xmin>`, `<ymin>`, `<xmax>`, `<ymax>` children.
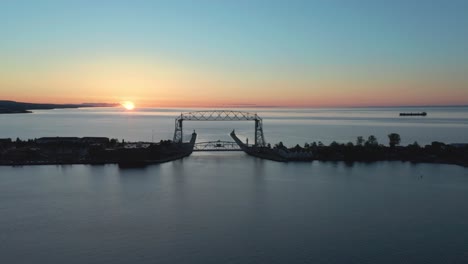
<box><xmin>2</xmin><ymin>99</ymin><xmax>468</xmax><ymax>109</ymax></box>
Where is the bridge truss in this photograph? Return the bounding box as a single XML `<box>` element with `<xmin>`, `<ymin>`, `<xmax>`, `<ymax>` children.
<box><xmin>193</xmin><ymin>141</ymin><xmax>242</xmax><ymax>151</ymax></box>
<box><xmin>173</xmin><ymin>110</ymin><xmax>266</xmax><ymax>146</ymax></box>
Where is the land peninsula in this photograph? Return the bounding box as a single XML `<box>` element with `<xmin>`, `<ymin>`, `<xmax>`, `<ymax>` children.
<box><xmin>0</xmin><ymin>132</ymin><xmax>197</xmax><ymax>167</ymax></box>
<box><xmin>232</xmin><ymin>132</ymin><xmax>468</xmax><ymax>167</ymax></box>
<box><xmin>0</xmin><ymin>100</ymin><xmax>118</xmax><ymax>114</ymax></box>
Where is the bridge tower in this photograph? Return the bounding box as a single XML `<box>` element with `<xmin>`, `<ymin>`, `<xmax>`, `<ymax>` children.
<box><xmin>255</xmin><ymin>118</ymin><xmax>265</xmax><ymax>147</ymax></box>
<box><xmin>173</xmin><ymin>115</ymin><xmax>183</xmax><ymax>143</ymax></box>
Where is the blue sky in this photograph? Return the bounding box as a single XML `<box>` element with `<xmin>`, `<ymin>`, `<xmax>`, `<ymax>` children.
<box><xmin>1</xmin><ymin>0</ymin><xmax>467</xmax><ymax>106</ymax></box>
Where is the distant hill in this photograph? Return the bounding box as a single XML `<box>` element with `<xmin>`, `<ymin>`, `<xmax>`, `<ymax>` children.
<box><xmin>0</xmin><ymin>100</ymin><xmax>118</xmax><ymax>114</ymax></box>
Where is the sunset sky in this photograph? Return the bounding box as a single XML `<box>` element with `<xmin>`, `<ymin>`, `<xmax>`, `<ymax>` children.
<box><xmin>1</xmin><ymin>0</ymin><xmax>467</xmax><ymax>107</ymax></box>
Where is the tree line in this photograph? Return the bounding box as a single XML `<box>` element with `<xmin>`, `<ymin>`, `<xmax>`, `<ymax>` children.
<box><xmin>272</xmin><ymin>133</ymin><xmax>403</xmax><ymax>151</ymax></box>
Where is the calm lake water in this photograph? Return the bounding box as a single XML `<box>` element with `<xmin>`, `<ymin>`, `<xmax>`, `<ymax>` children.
<box><xmin>1</xmin><ymin>107</ymin><xmax>468</xmax><ymax>263</ymax></box>
<box><xmin>1</xmin><ymin>106</ymin><xmax>468</xmax><ymax>145</ymax></box>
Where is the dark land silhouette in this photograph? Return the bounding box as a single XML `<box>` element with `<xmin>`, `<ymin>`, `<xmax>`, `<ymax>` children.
<box><xmin>0</xmin><ymin>100</ymin><xmax>118</xmax><ymax>114</ymax></box>
<box><xmin>1</xmin><ymin>133</ymin><xmax>467</xmax><ymax>167</ymax></box>
<box><xmin>231</xmin><ymin>131</ymin><xmax>468</xmax><ymax>167</ymax></box>
<box><xmin>0</xmin><ymin>134</ymin><xmax>196</xmax><ymax>167</ymax></box>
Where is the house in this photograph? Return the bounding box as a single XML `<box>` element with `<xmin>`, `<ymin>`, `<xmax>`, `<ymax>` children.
<box><xmin>0</xmin><ymin>138</ymin><xmax>12</xmax><ymax>147</ymax></box>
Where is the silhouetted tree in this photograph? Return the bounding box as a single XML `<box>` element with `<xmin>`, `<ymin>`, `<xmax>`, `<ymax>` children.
<box><xmin>388</xmin><ymin>133</ymin><xmax>401</xmax><ymax>148</ymax></box>
<box><xmin>274</xmin><ymin>142</ymin><xmax>285</xmax><ymax>150</ymax></box>
<box><xmin>356</xmin><ymin>136</ymin><xmax>365</xmax><ymax>146</ymax></box>
<box><xmin>407</xmin><ymin>141</ymin><xmax>421</xmax><ymax>152</ymax></box>
<box><xmin>292</xmin><ymin>144</ymin><xmax>302</xmax><ymax>151</ymax></box>
<box><xmin>365</xmin><ymin>135</ymin><xmax>378</xmax><ymax>146</ymax></box>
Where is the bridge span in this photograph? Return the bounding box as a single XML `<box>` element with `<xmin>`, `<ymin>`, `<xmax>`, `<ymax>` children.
<box><xmin>193</xmin><ymin>140</ymin><xmax>242</xmax><ymax>152</ymax></box>
<box><xmin>173</xmin><ymin>110</ymin><xmax>266</xmax><ymax>147</ymax></box>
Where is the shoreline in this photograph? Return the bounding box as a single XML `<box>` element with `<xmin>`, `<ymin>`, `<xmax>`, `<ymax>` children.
<box><xmin>1</xmin><ymin>133</ymin><xmax>467</xmax><ymax>168</ymax></box>
<box><xmin>1</xmin><ymin>155</ymin><xmax>466</xmax><ymax>168</ymax></box>
<box><xmin>231</xmin><ymin>132</ymin><xmax>468</xmax><ymax>167</ymax></box>
<box><xmin>0</xmin><ymin>152</ymin><xmax>193</xmax><ymax>167</ymax></box>
<box><xmin>0</xmin><ymin>135</ymin><xmax>197</xmax><ymax>168</ymax></box>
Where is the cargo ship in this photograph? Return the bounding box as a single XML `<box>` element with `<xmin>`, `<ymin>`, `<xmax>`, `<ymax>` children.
<box><xmin>399</xmin><ymin>112</ymin><xmax>427</xmax><ymax>116</ymax></box>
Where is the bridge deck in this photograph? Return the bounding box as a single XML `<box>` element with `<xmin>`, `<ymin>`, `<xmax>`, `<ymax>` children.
<box><xmin>193</xmin><ymin>140</ymin><xmax>242</xmax><ymax>152</ymax></box>
<box><xmin>193</xmin><ymin>149</ymin><xmax>242</xmax><ymax>152</ymax></box>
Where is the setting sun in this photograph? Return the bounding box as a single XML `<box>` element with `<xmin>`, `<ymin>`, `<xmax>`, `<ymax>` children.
<box><xmin>121</xmin><ymin>101</ymin><xmax>135</xmax><ymax>110</ymax></box>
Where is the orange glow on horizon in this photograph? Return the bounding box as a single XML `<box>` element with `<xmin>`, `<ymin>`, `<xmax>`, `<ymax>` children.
<box><xmin>1</xmin><ymin>56</ymin><xmax>467</xmax><ymax>108</ymax></box>
<box><xmin>121</xmin><ymin>101</ymin><xmax>135</xmax><ymax>110</ymax></box>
